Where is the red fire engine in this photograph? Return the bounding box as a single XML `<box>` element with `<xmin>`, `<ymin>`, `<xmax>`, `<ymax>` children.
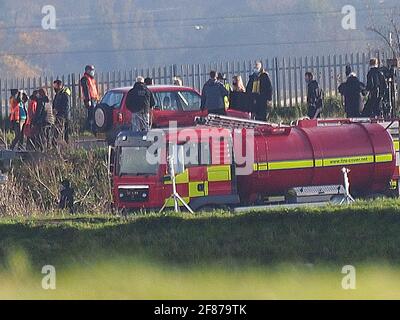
<box><xmin>108</xmin><ymin>115</ymin><xmax>400</xmax><ymax>211</ymax></box>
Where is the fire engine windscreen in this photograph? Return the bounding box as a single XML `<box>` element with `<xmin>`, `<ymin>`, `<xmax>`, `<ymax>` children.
<box><xmin>118</xmin><ymin>147</ymin><xmax>158</xmax><ymax>176</ymax></box>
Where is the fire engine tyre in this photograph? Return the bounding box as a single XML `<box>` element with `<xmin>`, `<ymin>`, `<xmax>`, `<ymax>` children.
<box><xmin>94</xmin><ymin>104</ymin><xmax>113</xmax><ymax>133</ymax></box>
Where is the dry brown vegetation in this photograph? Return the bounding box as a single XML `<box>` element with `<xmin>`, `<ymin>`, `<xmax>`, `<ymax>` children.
<box><xmin>0</xmin><ymin>147</ymin><xmax>112</xmax><ymax>217</ymax></box>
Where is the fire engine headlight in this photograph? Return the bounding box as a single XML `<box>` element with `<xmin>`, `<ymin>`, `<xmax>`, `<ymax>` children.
<box><xmin>142</xmin><ymin>192</ymin><xmax>147</xmax><ymax>198</ymax></box>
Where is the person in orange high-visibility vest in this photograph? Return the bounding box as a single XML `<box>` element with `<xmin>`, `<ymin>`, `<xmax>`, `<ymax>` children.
<box><xmin>80</xmin><ymin>65</ymin><xmax>99</xmax><ymax>132</ymax></box>
<box><xmin>9</xmin><ymin>89</ymin><xmax>19</xmax><ymax>123</ymax></box>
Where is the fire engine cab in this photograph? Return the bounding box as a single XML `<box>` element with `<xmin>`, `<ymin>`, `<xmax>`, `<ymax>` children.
<box><xmin>108</xmin><ymin>115</ymin><xmax>400</xmax><ymax>212</ymax></box>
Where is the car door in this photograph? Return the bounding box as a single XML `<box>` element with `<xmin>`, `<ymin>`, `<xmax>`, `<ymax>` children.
<box><xmin>151</xmin><ymin>92</ymin><xmax>182</xmax><ymax>128</ymax></box>
<box><xmin>177</xmin><ymin>90</ymin><xmax>207</xmax><ymax>126</ymax></box>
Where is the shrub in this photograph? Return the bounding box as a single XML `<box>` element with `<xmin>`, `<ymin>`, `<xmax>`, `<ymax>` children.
<box><xmin>269</xmin><ymin>97</ymin><xmax>345</xmax><ymax>123</ymax></box>
<box><xmin>321</xmin><ymin>96</ymin><xmax>345</xmax><ymax>118</ymax></box>
<box><xmin>0</xmin><ymin>146</ymin><xmax>112</xmax><ymax>217</ymax></box>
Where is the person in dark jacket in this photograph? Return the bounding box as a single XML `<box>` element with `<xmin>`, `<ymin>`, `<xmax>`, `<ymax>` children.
<box><xmin>363</xmin><ymin>58</ymin><xmax>387</xmax><ymax>118</ymax></box>
<box><xmin>229</xmin><ymin>75</ymin><xmax>248</xmax><ymax>112</ymax></box>
<box><xmin>201</xmin><ymin>71</ymin><xmax>229</xmax><ymax>115</ymax></box>
<box><xmin>338</xmin><ymin>65</ymin><xmax>366</xmax><ymax>118</ymax></box>
<box><xmin>305</xmin><ymin>72</ymin><xmax>323</xmax><ymax>119</ymax></box>
<box><xmin>53</xmin><ymin>80</ymin><xmax>71</xmax><ymax>144</ymax></box>
<box><xmin>246</xmin><ymin>61</ymin><xmax>273</xmax><ymax>121</ymax></box>
<box><xmin>125</xmin><ymin>76</ymin><xmax>155</xmax><ymax>132</ymax></box>
<box><xmin>59</xmin><ymin>179</ymin><xmax>74</xmax><ymax>214</ymax></box>
<box><xmin>33</xmin><ymin>88</ymin><xmax>52</xmax><ymax>151</ymax></box>
<box><xmin>144</xmin><ymin>77</ymin><xmax>154</xmax><ymax>86</ymax></box>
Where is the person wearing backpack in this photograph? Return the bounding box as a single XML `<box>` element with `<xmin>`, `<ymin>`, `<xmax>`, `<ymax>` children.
<box><xmin>305</xmin><ymin>72</ymin><xmax>323</xmax><ymax>119</ymax></box>
<box><xmin>125</xmin><ymin>76</ymin><xmax>155</xmax><ymax>132</ymax></box>
<box><xmin>363</xmin><ymin>58</ymin><xmax>387</xmax><ymax>118</ymax></box>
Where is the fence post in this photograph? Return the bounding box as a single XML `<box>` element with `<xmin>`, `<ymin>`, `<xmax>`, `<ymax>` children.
<box><xmin>288</xmin><ymin>57</ymin><xmax>293</xmax><ymax>108</ymax></box>
<box><xmin>299</xmin><ymin>57</ymin><xmax>304</xmax><ymax>105</ymax></box>
<box><xmin>70</xmin><ymin>73</ymin><xmax>75</xmax><ymax>115</ymax></box>
<box><xmin>0</xmin><ymin>79</ymin><xmax>2</xmax><ymax>124</ymax></box>
<box><xmin>282</xmin><ymin>57</ymin><xmax>287</xmax><ymax>107</ymax></box>
<box><xmin>321</xmin><ymin>55</ymin><xmax>326</xmax><ymax>98</ymax></box>
<box><xmin>274</xmin><ymin>57</ymin><xmax>280</xmax><ymax>108</ymax></box>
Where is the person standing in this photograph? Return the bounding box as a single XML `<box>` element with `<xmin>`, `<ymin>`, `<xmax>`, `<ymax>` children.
<box><xmin>201</xmin><ymin>71</ymin><xmax>229</xmax><ymax>115</ymax></box>
<box><xmin>25</xmin><ymin>90</ymin><xmax>39</xmax><ymax>150</ymax></box>
<box><xmin>246</xmin><ymin>61</ymin><xmax>273</xmax><ymax>121</ymax></box>
<box><xmin>53</xmin><ymin>80</ymin><xmax>71</xmax><ymax>144</ymax></box>
<box><xmin>217</xmin><ymin>73</ymin><xmax>232</xmax><ymax>110</ymax></box>
<box><xmin>9</xmin><ymin>89</ymin><xmax>19</xmax><ymax>148</ymax></box>
<box><xmin>10</xmin><ymin>91</ymin><xmax>28</xmax><ymax>150</ymax></box>
<box><xmin>33</xmin><ymin>88</ymin><xmax>52</xmax><ymax>151</ymax></box>
<box><xmin>80</xmin><ymin>65</ymin><xmax>99</xmax><ymax>132</ymax></box>
<box><xmin>125</xmin><ymin>76</ymin><xmax>155</xmax><ymax>132</ymax></box>
<box><xmin>59</xmin><ymin>179</ymin><xmax>74</xmax><ymax>214</ymax></box>
<box><xmin>229</xmin><ymin>75</ymin><xmax>248</xmax><ymax>112</ymax></box>
<box><xmin>305</xmin><ymin>72</ymin><xmax>323</xmax><ymax>119</ymax></box>
<box><xmin>338</xmin><ymin>65</ymin><xmax>366</xmax><ymax>118</ymax></box>
<box><xmin>173</xmin><ymin>76</ymin><xmax>183</xmax><ymax>86</ymax></box>
<box><xmin>363</xmin><ymin>58</ymin><xmax>387</xmax><ymax>118</ymax></box>
<box><xmin>145</xmin><ymin>77</ymin><xmax>154</xmax><ymax>86</ymax></box>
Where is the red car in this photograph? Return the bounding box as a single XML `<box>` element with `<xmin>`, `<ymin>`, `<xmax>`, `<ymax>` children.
<box><xmin>94</xmin><ymin>85</ymin><xmax>249</xmax><ymax>143</ymax></box>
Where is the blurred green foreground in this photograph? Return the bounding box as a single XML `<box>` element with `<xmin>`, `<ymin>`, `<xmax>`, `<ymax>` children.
<box><xmin>2</xmin><ymin>201</ymin><xmax>400</xmax><ymax>299</ymax></box>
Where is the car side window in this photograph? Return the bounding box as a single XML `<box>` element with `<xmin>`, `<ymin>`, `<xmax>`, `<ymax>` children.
<box><xmin>154</xmin><ymin>92</ymin><xmax>180</xmax><ymax>111</ymax></box>
<box><xmin>178</xmin><ymin>91</ymin><xmax>201</xmax><ymax>111</ymax></box>
<box><xmin>101</xmin><ymin>91</ymin><xmax>124</xmax><ymax>108</ymax></box>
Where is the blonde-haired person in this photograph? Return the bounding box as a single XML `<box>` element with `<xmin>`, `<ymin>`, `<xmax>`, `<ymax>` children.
<box><xmin>229</xmin><ymin>75</ymin><xmax>249</xmax><ymax>112</ymax></box>
<box><xmin>173</xmin><ymin>76</ymin><xmax>183</xmax><ymax>86</ymax></box>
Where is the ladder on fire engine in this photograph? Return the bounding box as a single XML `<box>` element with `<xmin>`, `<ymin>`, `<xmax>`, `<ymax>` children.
<box><xmin>196</xmin><ymin>114</ymin><xmax>281</xmax><ymax>130</ymax></box>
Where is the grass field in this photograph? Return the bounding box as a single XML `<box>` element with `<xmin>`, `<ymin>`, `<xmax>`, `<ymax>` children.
<box><xmin>1</xmin><ymin>199</ymin><xmax>400</xmax><ymax>299</ymax></box>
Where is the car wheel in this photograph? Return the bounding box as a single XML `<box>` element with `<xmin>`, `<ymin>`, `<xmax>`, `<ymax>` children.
<box><xmin>94</xmin><ymin>103</ymin><xmax>113</xmax><ymax>133</ymax></box>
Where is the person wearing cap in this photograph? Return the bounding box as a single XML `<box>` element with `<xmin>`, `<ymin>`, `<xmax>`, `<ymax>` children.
<box><xmin>217</xmin><ymin>73</ymin><xmax>232</xmax><ymax>110</ymax></box>
<box><xmin>338</xmin><ymin>65</ymin><xmax>366</xmax><ymax>118</ymax></box>
<box><xmin>80</xmin><ymin>65</ymin><xmax>99</xmax><ymax>132</ymax></box>
<box><xmin>125</xmin><ymin>76</ymin><xmax>155</xmax><ymax>132</ymax></box>
<box><xmin>363</xmin><ymin>58</ymin><xmax>387</xmax><ymax>117</ymax></box>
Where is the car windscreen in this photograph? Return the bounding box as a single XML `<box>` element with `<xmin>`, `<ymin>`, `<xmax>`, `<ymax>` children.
<box><xmin>101</xmin><ymin>91</ymin><xmax>124</xmax><ymax>108</ymax></box>
<box><xmin>153</xmin><ymin>90</ymin><xmax>201</xmax><ymax>111</ymax></box>
<box><xmin>118</xmin><ymin>146</ymin><xmax>158</xmax><ymax>176</ymax></box>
